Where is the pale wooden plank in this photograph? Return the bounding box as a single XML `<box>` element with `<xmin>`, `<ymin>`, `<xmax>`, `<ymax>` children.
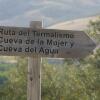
<box><xmin>27</xmin><ymin>21</ymin><xmax>42</xmax><ymax>100</ymax></box>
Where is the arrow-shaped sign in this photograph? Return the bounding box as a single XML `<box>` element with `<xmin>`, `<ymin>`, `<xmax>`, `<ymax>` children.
<box><xmin>0</xmin><ymin>26</ymin><xmax>96</xmax><ymax>58</ymax></box>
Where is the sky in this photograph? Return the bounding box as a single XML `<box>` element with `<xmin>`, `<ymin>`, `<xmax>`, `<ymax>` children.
<box><xmin>0</xmin><ymin>0</ymin><xmax>100</xmax><ymax>27</ymax></box>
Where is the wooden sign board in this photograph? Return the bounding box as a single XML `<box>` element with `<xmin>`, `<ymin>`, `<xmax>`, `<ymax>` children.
<box><xmin>0</xmin><ymin>26</ymin><xmax>96</xmax><ymax>58</ymax></box>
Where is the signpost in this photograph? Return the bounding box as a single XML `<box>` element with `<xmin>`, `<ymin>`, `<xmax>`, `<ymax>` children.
<box><xmin>27</xmin><ymin>21</ymin><xmax>42</xmax><ymax>100</ymax></box>
<box><xmin>0</xmin><ymin>23</ymin><xmax>96</xmax><ymax>100</ymax></box>
<box><xmin>0</xmin><ymin>26</ymin><xmax>96</xmax><ymax>58</ymax></box>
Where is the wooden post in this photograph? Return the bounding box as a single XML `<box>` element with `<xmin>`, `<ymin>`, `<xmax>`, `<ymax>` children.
<box><xmin>27</xmin><ymin>21</ymin><xmax>42</xmax><ymax>100</ymax></box>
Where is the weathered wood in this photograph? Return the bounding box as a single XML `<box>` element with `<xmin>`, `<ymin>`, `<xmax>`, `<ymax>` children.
<box><xmin>27</xmin><ymin>21</ymin><xmax>42</xmax><ymax>100</ymax></box>
<box><xmin>0</xmin><ymin>26</ymin><xmax>96</xmax><ymax>58</ymax></box>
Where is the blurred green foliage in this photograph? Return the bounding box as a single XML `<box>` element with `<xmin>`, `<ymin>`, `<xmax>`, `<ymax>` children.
<box><xmin>0</xmin><ymin>57</ymin><xmax>27</xmax><ymax>100</ymax></box>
